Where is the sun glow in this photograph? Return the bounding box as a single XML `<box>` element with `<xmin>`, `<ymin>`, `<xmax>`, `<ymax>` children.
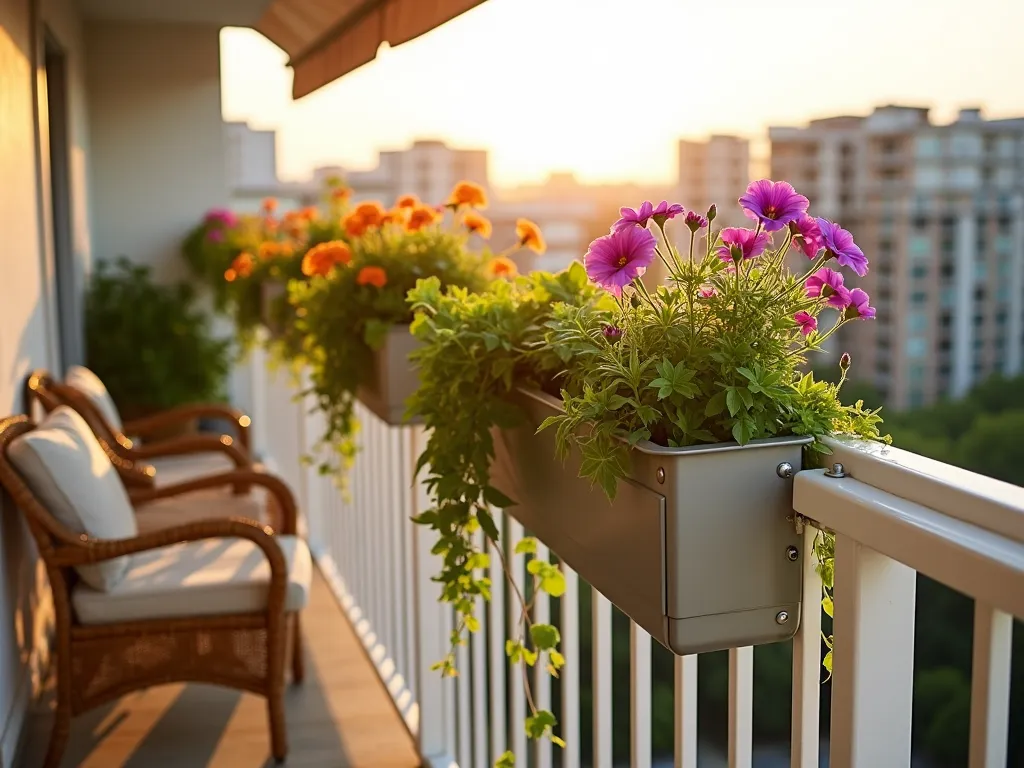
<box><xmin>221</xmin><ymin>0</ymin><xmax>1024</xmax><ymax>187</ymax></box>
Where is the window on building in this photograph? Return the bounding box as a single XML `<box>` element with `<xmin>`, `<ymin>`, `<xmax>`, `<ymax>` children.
<box><xmin>941</xmin><ymin>262</ymin><xmax>955</xmax><ymax>278</ymax></box>
<box><xmin>906</xmin><ymin>337</ymin><xmax>928</xmax><ymax>358</ymax></box>
<box><xmin>996</xmin><ymin>311</ymin><xmax>1008</xmax><ymax>325</ymax></box>
<box><xmin>908</xmin><ymin>390</ymin><xmax>926</xmax><ymax>408</ymax></box>
<box><xmin>941</xmin><ymin>287</ymin><xmax>956</xmax><ymax>307</ymax></box>
<box><xmin>911</xmin><ymin>291</ymin><xmax>928</xmax><ymax>305</ymax></box>
<box><xmin>911</xmin><ymin>264</ymin><xmax>928</xmax><ymax>279</ymax></box>
<box><xmin>912</xmin><ymin>215</ymin><xmax>930</xmax><ymax>230</ymax></box>
<box><xmin>915</xmin><ymin>135</ymin><xmax>942</xmax><ymax>158</ymax></box>
<box><xmin>907</xmin><ymin>311</ymin><xmax>929</xmax><ymax>333</ymax></box>
<box><xmin>997</xmin><ymin>285</ymin><xmax>1011</xmax><ymax>302</ymax></box>
<box><xmin>974</xmin><ymin>265</ymin><xmax>988</xmax><ymax>283</ymax></box>
<box><xmin>910</xmin><ymin>235</ymin><xmax>931</xmax><ymax>258</ymax></box>
<box><xmin>974</xmin><ymin>313</ymin><xmax>984</xmax><ymax>326</ymax></box>
<box><xmin>940</xmin><ymin>312</ymin><xmax>952</xmax><ymax>328</ymax></box>
<box><xmin>939</xmin><ymin>338</ymin><xmax>952</xmax><ymax>352</ymax></box>
<box><xmin>973</xmin><ymin>338</ymin><xmax>985</xmax><ymax>350</ymax></box>
<box><xmin>939</xmin><ymin>363</ymin><xmax>951</xmax><ymax>376</ymax></box>
<box><xmin>996</xmin><ymin>235</ymin><xmax>1013</xmax><ymax>255</ymax></box>
<box><xmin>909</xmin><ymin>365</ymin><xmax>926</xmax><ymax>382</ymax></box>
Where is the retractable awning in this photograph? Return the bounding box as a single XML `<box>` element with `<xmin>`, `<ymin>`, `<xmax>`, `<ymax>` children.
<box><xmin>256</xmin><ymin>0</ymin><xmax>487</xmax><ymax>99</ymax></box>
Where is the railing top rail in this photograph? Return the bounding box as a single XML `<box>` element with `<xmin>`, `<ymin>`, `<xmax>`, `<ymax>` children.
<box><xmin>794</xmin><ymin>469</ymin><xmax>1024</xmax><ymax>619</ymax></box>
<box><xmin>824</xmin><ymin>436</ymin><xmax>1024</xmax><ymax>545</ymax></box>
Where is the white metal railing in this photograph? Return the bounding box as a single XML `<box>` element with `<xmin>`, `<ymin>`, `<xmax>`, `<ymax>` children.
<box><xmin>247</xmin><ymin>350</ymin><xmax>1024</xmax><ymax>768</ymax></box>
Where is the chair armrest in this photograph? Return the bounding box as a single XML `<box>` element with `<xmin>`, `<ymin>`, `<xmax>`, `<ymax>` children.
<box><xmin>123</xmin><ymin>404</ymin><xmax>252</xmax><ymax>453</ymax></box>
<box><xmin>51</xmin><ymin>518</ymin><xmax>289</xmax><ymax>616</ymax></box>
<box><xmin>129</xmin><ymin>469</ymin><xmax>298</xmax><ymax>535</ymax></box>
<box><xmin>128</xmin><ymin>433</ymin><xmax>250</xmax><ymax>467</ymax></box>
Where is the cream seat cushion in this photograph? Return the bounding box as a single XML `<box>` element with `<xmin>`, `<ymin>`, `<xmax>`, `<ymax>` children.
<box><xmin>134</xmin><ymin>486</ymin><xmax>272</xmax><ymax>534</ymax></box>
<box><xmin>72</xmin><ymin>535</ymin><xmax>312</xmax><ymax>625</ymax></box>
<box><xmin>148</xmin><ymin>453</ymin><xmax>241</xmax><ymax>487</ymax></box>
<box><xmin>65</xmin><ymin>365</ymin><xmax>123</xmax><ymax>433</ymax></box>
<box><xmin>8</xmin><ymin>406</ymin><xmax>138</xmax><ymax>590</ymax></box>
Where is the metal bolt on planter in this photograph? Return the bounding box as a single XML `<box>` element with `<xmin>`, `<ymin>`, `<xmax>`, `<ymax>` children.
<box><xmin>776</xmin><ymin>461</ymin><xmax>794</xmax><ymax>479</ymax></box>
<box><xmin>775</xmin><ymin>611</ymin><xmax>790</xmax><ymax>625</ymax></box>
<box><xmin>824</xmin><ymin>462</ymin><xmax>847</xmax><ymax>478</ymax></box>
<box><xmin>786</xmin><ymin>546</ymin><xmax>799</xmax><ymax>562</ymax></box>
<box><xmin>656</xmin><ymin>467</ymin><xmax>666</xmax><ymax>484</ymax></box>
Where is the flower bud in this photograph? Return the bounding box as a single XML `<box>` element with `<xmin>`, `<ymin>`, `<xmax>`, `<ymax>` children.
<box><xmin>840</xmin><ymin>352</ymin><xmax>851</xmax><ymax>371</ymax></box>
<box><xmin>602</xmin><ymin>324</ymin><xmax>624</xmax><ymax>341</ymax></box>
<box><xmin>706</xmin><ymin>204</ymin><xmax>717</xmax><ymax>223</ymax></box>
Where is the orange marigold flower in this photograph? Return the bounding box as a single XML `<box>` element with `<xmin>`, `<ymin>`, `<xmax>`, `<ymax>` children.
<box><xmin>343</xmin><ymin>210</ymin><xmax>368</xmax><ymax>237</ymax></box>
<box><xmin>258</xmin><ymin>242</ymin><xmax>279</xmax><ymax>260</ymax></box>
<box><xmin>487</xmin><ymin>256</ymin><xmax>518</xmax><ymax>279</ymax></box>
<box><xmin>331</xmin><ymin>186</ymin><xmax>352</xmax><ymax>202</ymax></box>
<box><xmin>231</xmin><ymin>252</ymin><xmax>255</xmax><ymax>278</ymax></box>
<box><xmin>354</xmin><ymin>201</ymin><xmax>386</xmax><ymax>228</ymax></box>
<box><xmin>356</xmin><ymin>266</ymin><xmax>388</xmax><ymax>288</ymax></box>
<box><xmin>407</xmin><ymin>204</ymin><xmax>442</xmax><ymax>232</ymax></box>
<box><xmin>463</xmin><ymin>211</ymin><xmax>492</xmax><ymax>239</ymax></box>
<box><xmin>300</xmin><ymin>206</ymin><xmax>319</xmax><ymax>221</ymax></box>
<box><xmin>516</xmin><ymin>218</ymin><xmax>546</xmax><ymax>254</ymax></box>
<box><xmin>224</xmin><ymin>268</ymin><xmax>238</xmax><ymax>282</ymax></box>
<box><xmin>447</xmin><ymin>181</ymin><xmax>488</xmax><ymax>209</ymax></box>
<box><xmin>396</xmin><ymin>194</ymin><xmax>419</xmax><ymax>209</ymax></box>
<box><xmin>261</xmin><ymin>197</ymin><xmax>278</xmax><ymax>213</ymax></box>
<box><xmin>301</xmin><ymin>240</ymin><xmax>352</xmax><ymax>277</ymax></box>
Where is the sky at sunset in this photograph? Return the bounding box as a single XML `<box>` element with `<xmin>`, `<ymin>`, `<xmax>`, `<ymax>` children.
<box><xmin>221</xmin><ymin>0</ymin><xmax>1024</xmax><ymax>188</ymax></box>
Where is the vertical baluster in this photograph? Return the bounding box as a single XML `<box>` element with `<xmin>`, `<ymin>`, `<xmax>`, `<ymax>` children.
<box><xmin>411</xmin><ymin>427</ymin><xmax>456</xmax><ymax>764</ymax></box>
<box><xmin>457</xmin><ymin>608</ymin><xmax>472</xmax><ymax>768</ymax></box>
<box><xmin>830</xmin><ymin>535</ymin><xmax>916</xmax><ymax>768</ymax></box>
<box><xmin>373</xmin><ymin>417</ymin><xmax>388</xmax><ymax>653</ymax></box>
<box><xmin>673</xmin><ymin>654</ymin><xmax>697</xmax><ymax>768</ymax></box>
<box><xmin>401</xmin><ymin>426</ymin><xmax>418</xmax><ymax>696</ymax></box>
<box><xmin>593</xmin><ymin>590</ymin><xmax>613</xmax><ymax>768</ymax></box>
<box><xmin>969</xmin><ymin>602</ymin><xmax>1012</xmax><ymax>768</ymax></box>
<box><xmin>791</xmin><ymin>526</ymin><xmax>823</xmax><ymax>768</ymax></box>
<box><xmin>534</xmin><ymin>541</ymin><xmax>553</xmax><ymax>768</ymax></box>
<box><xmin>389</xmin><ymin>425</ymin><xmax>408</xmax><ymax>681</ymax></box>
<box><xmin>472</xmin><ymin>528</ymin><xmax>489</xmax><ymax>768</ymax></box>
<box><xmin>630</xmin><ymin>621</ymin><xmax>652</xmax><ymax>768</ymax></box>
<box><xmin>728</xmin><ymin>647</ymin><xmax>753</xmax><ymax>768</ymax></box>
<box><xmin>488</xmin><ymin>513</ymin><xmax>508</xmax><ymax>762</ymax></box>
<box><xmin>507</xmin><ymin>517</ymin><xmax>528</xmax><ymax>760</ymax></box>
<box><xmin>561</xmin><ymin>564</ymin><xmax>581</xmax><ymax>768</ymax></box>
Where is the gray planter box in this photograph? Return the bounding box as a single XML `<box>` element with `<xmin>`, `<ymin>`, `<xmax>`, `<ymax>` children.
<box><xmin>356</xmin><ymin>325</ymin><xmax>422</xmax><ymax>425</ymax></box>
<box><xmin>490</xmin><ymin>388</ymin><xmax>810</xmax><ymax>655</ymax></box>
<box><xmin>260</xmin><ymin>281</ymin><xmax>288</xmax><ymax>337</ymax></box>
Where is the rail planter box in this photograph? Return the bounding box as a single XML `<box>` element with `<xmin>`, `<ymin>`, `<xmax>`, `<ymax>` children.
<box><xmin>260</xmin><ymin>281</ymin><xmax>288</xmax><ymax>337</ymax></box>
<box><xmin>356</xmin><ymin>325</ymin><xmax>422</xmax><ymax>426</ymax></box>
<box><xmin>490</xmin><ymin>388</ymin><xmax>809</xmax><ymax>655</ymax></box>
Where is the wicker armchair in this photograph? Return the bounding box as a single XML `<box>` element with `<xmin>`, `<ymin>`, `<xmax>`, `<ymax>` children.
<box><xmin>25</xmin><ymin>370</ymin><xmax>254</xmax><ymax>492</ymax></box>
<box><xmin>0</xmin><ymin>415</ymin><xmax>307</xmax><ymax>767</ymax></box>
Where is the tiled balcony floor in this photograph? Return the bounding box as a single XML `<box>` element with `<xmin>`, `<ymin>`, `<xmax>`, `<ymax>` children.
<box><xmin>21</xmin><ymin>569</ymin><xmax>420</xmax><ymax>768</ymax></box>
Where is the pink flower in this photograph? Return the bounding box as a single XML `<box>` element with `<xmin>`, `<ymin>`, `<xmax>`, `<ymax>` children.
<box><xmin>716</xmin><ymin>227</ymin><xmax>770</xmax><ymax>262</ymax></box>
<box><xmin>612</xmin><ymin>201</ymin><xmax>655</xmax><ymax>232</ymax></box>
<box><xmin>789</xmin><ymin>215</ymin><xmax>823</xmax><ymax>259</ymax></box>
<box><xmin>845</xmin><ymin>288</ymin><xmax>876</xmax><ymax>320</ymax></box>
<box><xmin>206</xmin><ymin>229</ymin><xmax>225</xmax><ymax>243</ymax></box>
<box><xmin>805</xmin><ymin>268</ymin><xmax>851</xmax><ymax>309</ymax></box>
<box><xmin>584</xmin><ymin>225</ymin><xmax>658</xmax><ymax>297</ymax></box>
<box><xmin>794</xmin><ymin>311</ymin><xmax>817</xmax><ymax>336</ymax></box>
<box><xmin>739</xmin><ymin>179</ymin><xmax>809</xmax><ymax>233</ymax></box>
<box><xmin>697</xmin><ymin>284</ymin><xmax>717</xmax><ymax>298</ymax></box>
<box><xmin>651</xmin><ymin>201</ymin><xmax>685</xmax><ymax>226</ymax></box>
<box><xmin>817</xmin><ymin>218</ymin><xmax>868</xmax><ymax>276</ymax></box>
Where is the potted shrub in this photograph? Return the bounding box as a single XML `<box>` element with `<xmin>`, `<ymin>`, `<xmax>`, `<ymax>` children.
<box><xmin>290</xmin><ymin>181</ymin><xmax>545</xmax><ymax>465</ymax></box>
<box><xmin>84</xmin><ymin>257</ymin><xmax>232</xmax><ymax>436</ymax></box>
<box><xmin>408</xmin><ymin>182</ymin><xmax>887</xmax><ymax>752</ymax></box>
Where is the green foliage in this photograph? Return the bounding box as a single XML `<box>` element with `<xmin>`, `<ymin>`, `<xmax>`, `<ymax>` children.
<box><xmin>293</xmin><ymin>226</ymin><xmax>488</xmax><ymax>470</ymax></box>
<box><xmin>84</xmin><ymin>257</ymin><xmax>231</xmax><ymax>418</ymax></box>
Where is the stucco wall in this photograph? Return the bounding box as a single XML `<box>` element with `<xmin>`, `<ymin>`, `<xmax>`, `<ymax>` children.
<box><xmin>0</xmin><ymin>0</ymin><xmax>90</xmax><ymax>762</ymax></box>
<box><xmin>85</xmin><ymin>20</ymin><xmax>228</xmax><ymax>283</ymax></box>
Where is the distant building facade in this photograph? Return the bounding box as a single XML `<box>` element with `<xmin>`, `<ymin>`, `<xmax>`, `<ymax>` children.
<box><xmin>677</xmin><ymin>135</ymin><xmax>751</xmax><ymax>227</ymax></box>
<box><xmin>770</xmin><ymin>106</ymin><xmax>1024</xmax><ymax>409</ymax></box>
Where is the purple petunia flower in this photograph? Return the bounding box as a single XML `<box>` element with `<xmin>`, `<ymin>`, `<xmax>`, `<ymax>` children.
<box><xmin>794</xmin><ymin>311</ymin><xmax>817</xmax><ymax>336</ymax></box>
<box><xmin>845</xmin><ymin>288</ymin><xmax>876</xmax><ymax>320</ymax></box>
<box><xmin>739</xmin><ymin>179</ymin><xmax>809</xmax><ymax>233</ymax></box>
<box><xmin>612</xmin><ymin>201</ymin><xmax>655</xmax><ymax>232</ymax></box>
<box><xmin>584</xmin><ymin>226</ymin><xmax>657</xmax><ymax>297</ymax></box>
<box><xmin>805</xmin><ymin>268</ymin><xmax>851</xmax><ymax>309</ymax></box>
<box><xmin>651</xmin><ymin>201</ymin><xmax>685</xmax><ymax>226</ymax></box>
<box><xmin>602</xmin><ymin>324</ymin><xmax>624</xmax><ymax>341</ymax></box>
<box><xmin>205</xmin><ymin>208</ymin><xmax>238</xmax><ymax>227</ymax></box>
<box><xmin>816</xmin><ymin>218</ymin><xmax>868</xmax><ymax>276</ymax></box>
<box><xmin>789</xmin><ymin>215</ymin><xmax>823</xmax><ymax>259</ymax></box>
<box><xmin>684</xmin><ymin>210</ymin><xmax>708</xmax><ymax>233</ymax></box>
<box><xmin>715</xmin><ymin>227</ymin><xmax>770</xmax><ymax>262</ymax></box>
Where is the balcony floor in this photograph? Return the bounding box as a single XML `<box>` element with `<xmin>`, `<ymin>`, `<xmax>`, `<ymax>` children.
<box><xmin>21</xmin><ymin>568</ymin><xmax>420</xmax><ymax>768</ymax></box>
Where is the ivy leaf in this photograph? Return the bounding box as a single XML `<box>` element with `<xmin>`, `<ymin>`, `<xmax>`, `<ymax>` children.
<box><xmin>822</xmin><ymin>595</ymin><xmax>834</xmax><ymax>618</ymax></box>
<box><xmin>525</xmin><ymin>710</ymin><xmax>558</xmax><ymax>739</ymax></box>
<box><xmin>483</xmin><ymin>485</ymin><xmax>516</xmax><ymax>509</ymax></box>
<box><xmin>514</xmin><ymin>537</ymin><xmax>537</xmax><ymax>555</ymax></box>
<box><xmin>549</xmin><ymin>650</ymin><xmax>565</xmax><ymax>669</ymax></box>
<box><xmin>823</xmin><ymin>650</ymin><xmax>833</xmax><ymax>673</ymax></box>
<box><xmin>476</xmin><ymin>508</ymin><xmax>500</xmax><ymax>542</ymax></box>
<box><xmin>465</xmin><ymin>616</ymin><xmax>481</xmax><ymax>632</ymax></box>
<box><xmin>495</xmin><ymin>752</ymin><xmax>515</xmax><ymax>768</ymax></box>
<box><xmin>530</xmin><ymin>623</ymin><xmax>561</xmax><ymax>650</ymax></box>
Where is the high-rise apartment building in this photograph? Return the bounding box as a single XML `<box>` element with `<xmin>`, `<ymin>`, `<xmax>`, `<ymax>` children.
<box><xmin>770</xmin><ymin>106</ymin><xmax>1024</xmax><ymax>409</ymax></box>
<box><xmin>677</xmin><ymin>135</ymin><xmax>750</xmax><ymax>227</ymax></box>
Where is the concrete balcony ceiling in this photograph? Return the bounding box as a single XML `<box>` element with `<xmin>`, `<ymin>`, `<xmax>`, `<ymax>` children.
<box><xmin>78</xmin><ymin>0</ymin><xmax>276</xmax><ymax>25</ymax></box>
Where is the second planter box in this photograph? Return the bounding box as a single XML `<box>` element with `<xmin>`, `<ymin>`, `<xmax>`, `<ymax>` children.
<box><xmin>490</xmin><ymin>388</ymin><xmax>809</xmax><ymax>655</ymax></box>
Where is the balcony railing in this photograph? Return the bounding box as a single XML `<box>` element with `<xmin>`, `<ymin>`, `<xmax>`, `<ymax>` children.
<box><xmin>246</xmin><ymin>346</ymin><xmax>1024</xmax><ymax>768</ymax></box>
